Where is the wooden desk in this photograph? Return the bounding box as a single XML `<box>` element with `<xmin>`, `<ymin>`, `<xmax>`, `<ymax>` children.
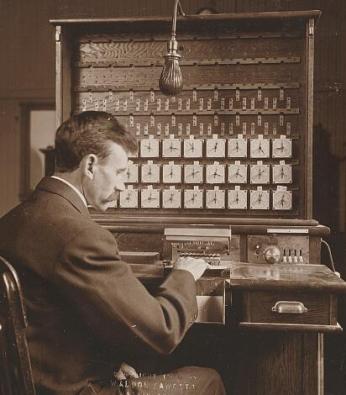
<box><xmin>129</xmin><ymin>260</ymin><xmax>346</xmax><ymax>394</ymax></box>
<box><xmin>228</xmin><ymin>263</ymin><xmax>346</xmax><ymax>395</ymax></box>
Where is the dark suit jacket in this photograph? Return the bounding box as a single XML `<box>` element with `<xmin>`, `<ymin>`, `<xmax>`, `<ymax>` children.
<box><xmin>0</xmin><ymin>177</ymin><xmax>197</xmax><ymax>394</ymax></box>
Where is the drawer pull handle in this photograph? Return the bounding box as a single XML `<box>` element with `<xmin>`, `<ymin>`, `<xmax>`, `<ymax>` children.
<box><xmin>272</xmin><ymin>301</ymin><xmax>308</xmax><ymax>314</ymax></box>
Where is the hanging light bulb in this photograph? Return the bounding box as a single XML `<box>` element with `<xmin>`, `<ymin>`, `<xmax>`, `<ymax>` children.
<box><xmin>159</xmin><ymin>0</ymin><xmax>185</xmax><ymax>96</ymax></box>
<box><xmin>159</xmin><ymin>40</ymin><xmax>182</xmax><ymax>96</ymax></box>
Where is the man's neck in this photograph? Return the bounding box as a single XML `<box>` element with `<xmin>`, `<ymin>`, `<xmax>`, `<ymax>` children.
<box><xmin>53</xmin><ymin>171</ymin><xmax>81</xmax><ymax>190</ymax></box>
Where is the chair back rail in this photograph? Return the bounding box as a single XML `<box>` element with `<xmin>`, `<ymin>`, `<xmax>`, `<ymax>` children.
<box><xmin>0</xmin><ymin>256</ymin><xmax>36</xmax><ymax>395</ymax></box>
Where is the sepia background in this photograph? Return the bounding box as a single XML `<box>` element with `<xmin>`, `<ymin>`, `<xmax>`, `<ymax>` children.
<box><xmin>0</xmin><ymin>0</ymin><xmax>345</xmax><ymax>391</ymax></box>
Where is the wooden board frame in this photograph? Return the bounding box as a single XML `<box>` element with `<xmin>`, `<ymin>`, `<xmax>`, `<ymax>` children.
<box><xmin>51</xmin><ymin>11</ymin><xmax>321</xmax><ymax>225</ymax></box>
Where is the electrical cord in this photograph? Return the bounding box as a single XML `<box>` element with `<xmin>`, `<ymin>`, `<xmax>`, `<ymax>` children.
<box><xmin>321</xmin><ymin>238</ymin><xmax>340</xmax><ymax>277</ymax></box>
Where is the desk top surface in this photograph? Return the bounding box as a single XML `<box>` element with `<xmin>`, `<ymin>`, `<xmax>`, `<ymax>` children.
<box><xmin>228</xmin><ymin>263</ymin><xmax>346</xmax><ymax>293</ymax></box>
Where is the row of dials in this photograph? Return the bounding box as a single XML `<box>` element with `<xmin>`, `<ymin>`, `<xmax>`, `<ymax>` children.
<box><xmin>126</xmin><ymin>161</ymin><xmax>293</xmax><ymax>184</ymax></box>
<box><xmin>81</xmin><ymin>90</ymin><xmax>296</xmax><ymax>112</ymax></box>
<box><xmin>133</xmin><ymin>135</ymin><xmax>292</xmax><ymax>159</ymax></box>
<box><xmin>118</xmin><ymin>186</ymin><xmax>293</xmax><ymax>210</ymax></box>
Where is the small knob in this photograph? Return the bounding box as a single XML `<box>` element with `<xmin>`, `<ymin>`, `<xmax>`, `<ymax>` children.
<box><xmin>255</xmin><ymin>244</ymin><xmax>261</xmax><ymax>255</ymax></box>
<box><xmin>263</xmin><ymin>245</ymin><xmax>281</xmax><ymax>264</ymax></box>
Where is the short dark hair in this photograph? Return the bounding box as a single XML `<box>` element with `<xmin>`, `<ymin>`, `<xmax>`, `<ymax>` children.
<box><xmin>55</xmin><ymin>111</ymin><xmax>138</xmax><ymax>172</ymax></box>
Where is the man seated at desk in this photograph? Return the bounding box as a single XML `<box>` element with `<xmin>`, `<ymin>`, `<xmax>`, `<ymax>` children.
<box><xmin>0</xmin><ymin>111</ymin><xmax>226</xmax><ymax>395</ymax></box>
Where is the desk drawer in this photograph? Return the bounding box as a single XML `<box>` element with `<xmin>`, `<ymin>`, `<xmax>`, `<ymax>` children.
<box><xmin>235</xmin><ymin>290</ymin><xmax>339</xmax><ymax>331</ymax></box>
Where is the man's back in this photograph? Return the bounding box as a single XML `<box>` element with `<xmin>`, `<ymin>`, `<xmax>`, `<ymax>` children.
<box><xmin>0</xmin><ymin>177</ymin><xmax>198</xmax><ymax>394</ymax></box>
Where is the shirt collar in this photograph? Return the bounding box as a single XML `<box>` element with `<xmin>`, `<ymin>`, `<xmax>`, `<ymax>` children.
<box><xmin>51</xmin><ymin>176</ymin><xmax>88</xmax><ymax>207</ymax></box>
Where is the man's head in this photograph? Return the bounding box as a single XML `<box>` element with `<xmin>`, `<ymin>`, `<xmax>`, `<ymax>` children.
<box><xmin>54</xmin><ymin>111</ymin><xmax>138</xmax><ymax>211</ymax></box>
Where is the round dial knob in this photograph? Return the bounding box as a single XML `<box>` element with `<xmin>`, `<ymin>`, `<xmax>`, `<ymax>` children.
<box><xmin>263</xmin><ymin>245</ymin><xmax>281</xmax><ymax>264</ymax></box>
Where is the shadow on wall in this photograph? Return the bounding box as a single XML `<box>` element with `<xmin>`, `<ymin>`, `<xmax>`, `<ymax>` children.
<box><xmin>313</xmin><ymin>123</ymin><xmax>339</xmax><ymax>230</ymax></box>
<box><xmin>312</xmin><ymin>123</ymin><xmax>345</xmax><ymax>273</ymax></box>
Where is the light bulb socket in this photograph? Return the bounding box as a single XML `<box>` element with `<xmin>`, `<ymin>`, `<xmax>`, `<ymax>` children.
<box><xmin>167</xmin><ymin>38</ymin><xmax>179</xmax><ymax>52</ymax></box>
<box><xmin>164</xmin><ymin>52</ymin><xmax>181</xmax><ymax>61</ymax></box>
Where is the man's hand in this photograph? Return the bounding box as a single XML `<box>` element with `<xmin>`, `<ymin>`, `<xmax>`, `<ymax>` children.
<box><xmin>114</xmin><ymin>362</ymin><xmax>139</xmax><ymax>380</ymax></box>
<box><xmin>174</xmin><ymin>256</ymin><xmax>209</xmax><ymax>280</ymax></box>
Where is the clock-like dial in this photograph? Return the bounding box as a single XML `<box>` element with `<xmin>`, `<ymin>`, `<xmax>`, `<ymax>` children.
<box><xmin>206</xmin><ymin>137</ymin><xmax>226</xmax><ymax>158</ymax></box>
<box><xmin>250</xmin><ymin>189</ymin><xmax>270</xmax><ymax>210</ymax></box>
<box><xmin>228</xmin><ymin>137</ymin><xmax>247</xmax><ymax>158</ymax></box>
<box><xmin>206</xmin><ymin>163</ymin><xmax>225</xmax><ymax>184</ymax></box>
<box><xmin>140</xmin><ymin>138</ymin><xmax>160</xmax><ymax>158</ymax></box>
<box><xmin>183</xmin><ymin>138</ymin><xmax>203</xmax><ymax>158</ymax></box>
<box><xmin>162</xmin><ymin>138</ymin><xmax>181</xmax><ymax>158</ymax></box>
<box><xmin>206</xmin><ymin>189</ymin><xmax>225</xmax><ymax>209</ymax></box>
<box><xmin>141</xmin><ymin>188</ymin><xmax>160</xmax><ymax>208</ymax></box>
<box><xmin>141</xmin><ymin>162</ymin><xmax>160</xmax><ymax>183</ymax></box>
<box><xmin>250</xmin><ymin>137</ymin><xmax>270</xmax><ymax>158</ymax></box>
<box><xmin>162</xmin><ymin>163</ymin><xmax>182</xmax><ymax>183</ymax></box>
<box><xmin>162</xmin><ymin>188</ymin><xmax>182</xmax><ymax>208</ymax></box>
<box><xmin>119</xmin><ymin>188</ymin><xmax>139</xmax><ymax>208</ymax></box>
<box><xmin>228</xmin><ymin>189</ymin><xmax>248</xmax><ymax>209</ymax></box>
<box><xmin>272</xmin><ymin>190</ymin><xmax>292</xmax><ymax>210</ymax></box>
<box><xmin>184</xmin><ymin>189</ymin><xmax>203</xmax><ymax>209</ymax></box>
<box><xmin>228</xmin><ymin>163</ymin><xmax>247</xmax><ymax>184</ymax></box>
<box><xmin>272</xmin><ymin>163</ymin><xmax>292</xmax><ymax>184</ymax></box>
<box><xmin>250</xmin><ymin>163</ymin><xmax>270</xmax><ymax>184</ymax></box>
<box><xmin>125</xmin><ymin>162</ymin><xmax>139</xmax><ymax>183</ymax></box>
<box><xmin>272</xmin><ymin>137</ymin><xmax>292</xmax><ymax>158</ymax></box>
<box><xmin>184</xmin><ymin>163</ymin><xmax>203</xmax><ymax>184</ymax></box>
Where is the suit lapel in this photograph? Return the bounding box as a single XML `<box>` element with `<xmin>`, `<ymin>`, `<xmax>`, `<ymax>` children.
<box><xmin>35</xmin><ymin>177</ymin><xmax>90</xmax><ymax>217</ymax></box>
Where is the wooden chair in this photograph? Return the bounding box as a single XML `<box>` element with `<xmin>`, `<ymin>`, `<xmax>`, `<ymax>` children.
<box><xmin>0</xmin><ymin>255</ymin><xmax>36</xmax><ymax>395</ymax></box>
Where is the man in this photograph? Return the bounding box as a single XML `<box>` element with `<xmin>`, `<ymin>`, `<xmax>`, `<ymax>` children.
<box><xmin>0</xmin><ymin>111</ymin><xmax>226</xmax><ymax>394</ymax></box>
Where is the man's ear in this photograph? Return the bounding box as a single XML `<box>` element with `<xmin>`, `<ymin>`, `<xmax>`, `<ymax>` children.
<box><xmin>81</xmin><ymin>154</ymin><xmax>98</xmax><ymax>179</ymax></box>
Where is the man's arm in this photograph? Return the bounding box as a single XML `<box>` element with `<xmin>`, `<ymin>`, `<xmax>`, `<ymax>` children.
<box><xmin>53</xmin><ymin>226</ymin><xmax>201</xmax><ymax>355</ymax></box>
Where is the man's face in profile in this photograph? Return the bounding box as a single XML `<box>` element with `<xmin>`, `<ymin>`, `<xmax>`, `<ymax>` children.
<box><xmin>82</xmin><ymin>141</ymin><xmax>129</xmax><ymax>211</ymax></box>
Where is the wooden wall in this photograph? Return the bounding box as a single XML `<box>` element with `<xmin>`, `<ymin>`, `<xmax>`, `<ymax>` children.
<box><xmin>0</xmin><ymin>0</ymin><xmax>345</xmax><ymax>232</ymax></box>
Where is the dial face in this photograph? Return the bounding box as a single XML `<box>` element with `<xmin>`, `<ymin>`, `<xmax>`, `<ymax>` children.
<box><xmin>162</xmin><ymin>189</ymin><xmax>182</xmax><ymax>208</ymax></box>
<box><xmin>162</xmin><ymin>138</ymin><xmax>181</xmax><ymax>158</ymax></box>
<box><xmin>206</xmin><ymin>189</ymin><xmax>225</xmax><ymax>209</ymax></box>
<box><xmin>141</xmin><ymin>163</ymin><xmax>160</xmax><ymax>183</ymax></box>
<box><xmin>206</xmin><ymin>164</ymin><xmax>225</xmax><ymax>184</ymax></box>
<box><xmin>228</xmin><ymin>164</ymin><xmax>247</xmax><ymax>184</ymax></box>
<box><xmin>272</xmin><ymin>138</ymin><xmax>292</xmax><ymax>158</ymax></box>
<box><xmin>184</xmin><ymin>164</ymin><xmax>203</xmax><ymax>184</ymax></box>
<box><xmin>228</xmin><ymin>189</ymin><xmax>248</xmax><ymax>209</ymax></box>
<box><xmin>125</xmin><ymin>163</ymin><xmax>139</xmax><ymax>183</ymax></box>
<box><xmin>184</xmin><ymin>189</ymin><xmax>203</xmax><ymax>209</ymax></box>
<box><xmin>119</xmin><ymin>189</ymin><xmax>139</xmax><ymax>208</ymax></box>
<box><xmin>250</xmin><ymin>138</ymin><xmax>270</xmax><ymax>158</ymax></box>
<box><xmin>228</xmin><ymin>138</ymin><xmax>247</xmax><ymax>158</ymax></box>
<box><xmin>141</xmin><ymin>189</ymin><xmax>160</xmax><ymax>208</ymax></box>
<box><xmin>272</xmin><ymin>164</ymin><xmax>292</xmax><ymax>184</ymax></box>
<box><xmin>250</xmin><ymin>164</ymin><xmax>270</xmax><ymax>184</ymax></box>
<box><xmin>272</xmin><ymin>190</ymin><xmax>292</xmax><ymax>210</ymax></box>
<box><xmin>263</xmin><ymin>246</ymin><xmax>281</xmax><ymax>264</ymax></box>
<box><xmin>162</xmin><ymin>164</ymin><xmax>182</xmax><ymax>183</ymax></box>
<box><xmin>140</xmin><ymin>138</ymin><xmax>160</xmax><ymax>158</ymax></box>
<box><xmin>250</xmin><ymin>189</ymin><xmax>270</xmax><ymax>210</ymax></box>
<box><xmin>183</xmin><ymin>138</ymin><xmax>203</xmax><ymax>158</ymax></box>
<box><xmin>206</xmin><ymin>138</ymin><xmax>226</xmax><ymax>158</ymax></box>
